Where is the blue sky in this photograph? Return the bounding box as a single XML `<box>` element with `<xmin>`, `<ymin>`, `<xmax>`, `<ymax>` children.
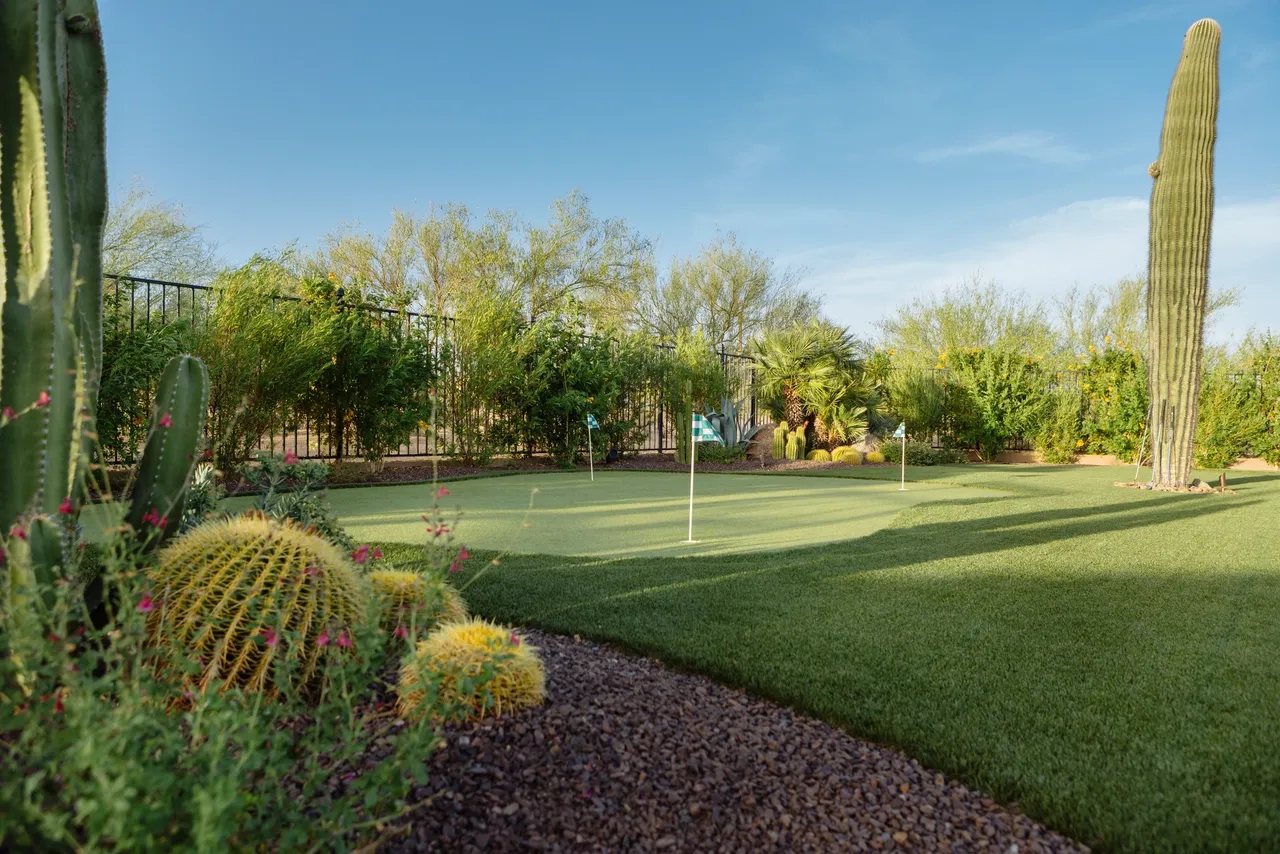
<box><xmin>100</xmin><ymin>0</ymin><xmax>1279</xmax><ymax>342</ymax></box>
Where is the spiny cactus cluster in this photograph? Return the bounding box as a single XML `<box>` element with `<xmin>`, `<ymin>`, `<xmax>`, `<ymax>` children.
<box><xmin>396</xmin><ymin>618</ymin><xmax>547</xmax><ymax>722</ymax></box>
<box><xmin>785</xmin><ymin>430</ymin><xmax>806</xmax><ymax>460</ymax></box>
<box><xmin>1146</xmin><ymin>18</ymin><xmax>1221</xmax><ymax>488</ymax></box>
<box><xmin>369</xmin><ymin>568</ymin><xmax>468</xmax><ymax>635</ymax></box>
<box><xmin>865</xmin><ymin>450</ymin><xmax>886</xmax><ymax>464</ymax></box>
<box><xmin>805</xmin><ymin>449</ymin><xmax>832</xmax><ymax>462</ymax></box>
<box><xmin>772</xmin><ymin>424</ymin><xmax>789</xmax><ymax>459</ymax></box>
<box><xmin>832</xmin><ymin>446</ymin><xmax>863</xmax><ymax>465</ymax></box>
<box><xmin>146</xmin><ymin>513</ymin><xmax>369</xmax><ymax>698</ymax></box>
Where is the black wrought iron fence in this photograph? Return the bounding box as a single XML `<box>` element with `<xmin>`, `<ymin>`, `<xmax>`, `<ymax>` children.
<box><xmin>102</xmin><ymin>274</ymin><xmax>758</xmax><ymax>464</ymax></box>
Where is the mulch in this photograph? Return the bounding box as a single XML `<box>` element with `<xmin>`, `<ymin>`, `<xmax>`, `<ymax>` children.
<box><xmin>389</xmin><ymin>630</ymin><xmax>1088</xmax><ymax>854</ymax></box>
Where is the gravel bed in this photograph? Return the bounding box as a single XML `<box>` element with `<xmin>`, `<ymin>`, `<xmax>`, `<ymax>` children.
<box><xmin>390</xmin><ymin>631</ymin><xmax>1087</xmax><ymax>854</ymax></box>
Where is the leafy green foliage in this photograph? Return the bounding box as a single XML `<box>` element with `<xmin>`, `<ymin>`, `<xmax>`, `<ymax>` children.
<box><xmin>880</xmin><ymin>441</ymin><xmax>969</xmax><ymax>466</ymax></box>
<box><xmin>242</xmin><ymin>452</ymin><xmax>354</xmax><ymax>551</ymax></box>
<box><xmin>1034</xmin><ymin>387</ymin><xmax>1085</xmax><ymax>464</ymax></box>
<box><xmin>1194</xmin><ymin>359</ymin><xmax>1268</xmax><ymax>469</ymax></box>
<box><xmin>194</xmin><ymin>254</ymin><xmax>331</xmax><ymax>468</ymax></box>
<box><xmin>695</xmin><ymin>444</ymin><xmax>747</xmax><ymax>464</ymax></box>
<box><xmin>1078</xmin><ymin>346</ymin><xmax>1148</xmax><ymax>461</ymax></box>
<box><xmin>946</xmin><ymin>348</ymin><xmax>1050</xmax><ymax>461</ymax></box>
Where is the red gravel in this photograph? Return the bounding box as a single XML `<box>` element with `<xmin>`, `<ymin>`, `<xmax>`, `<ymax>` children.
<box><xmin>390</xmin><ymin>631</ymin><xmax>1087</xmax><ymax>853</ymax></box>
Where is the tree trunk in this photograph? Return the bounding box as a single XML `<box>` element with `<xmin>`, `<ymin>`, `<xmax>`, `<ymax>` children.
<box><xmin>783</xmin><ymin>386</ymin><xmax>805</xmax><ymax>430</ymax></box>
<box><xmin>1146</xmin><ymin>19</ymin><xmax>1219</xmax><ymax>488</ymax></box>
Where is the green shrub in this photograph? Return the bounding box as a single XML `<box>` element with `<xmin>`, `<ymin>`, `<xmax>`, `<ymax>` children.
<box><xmin>947</xmin><ymin>348</ymin><xmax>1050</xmax><ymax>460</ymax></box>
<box><xmin>881</xmin><ymin>441</ymin><xmax>968</xmax><ymax>466</ymax></box>
<box><xmin>806</xmin><ymin>449</ymin><xmax>832</xmax><ymax>462</ymax></box>
<box><xmin>242</xmin><ymin>452</ymin><xmax>353</xmax><ymax>551</ymax></box>
<box><xmin>1034</xmin><ymin>387</ymin><xmax>1085</xmax><ymax>464</ymax></box>
<box><xmin>1079</xmin><ymin>347</ymin><xmax>1148</xmax><ymax>461</ymax></box>
<box><xmin>696</xmin><ymin>444</ymin><xmax>747</xmax><ymax>464</ymax></box>
<box><xmin>1194</xmin><ymin>365</ymin><xmax>1266</xmax><ymax>469</ymax></box>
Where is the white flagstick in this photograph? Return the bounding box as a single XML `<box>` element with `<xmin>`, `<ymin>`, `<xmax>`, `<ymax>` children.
<box><xmin>900</xmin><ymin>431</ymin><xmax>907</xmax><ymax>491</ymax></box>
<box><xmin>586</xmin><ymin>418</ymin><xmax>594</xmax><ymax>481</ymax></box>
<box><xmin>687</xmin><ymin>419</ymin><xmax>696</xmax><ymax>542</ymax></box>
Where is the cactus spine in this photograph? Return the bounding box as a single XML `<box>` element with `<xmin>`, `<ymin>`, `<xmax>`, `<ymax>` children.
<box><xmin>126</xmin><ymin>355</ymin><xmax>210</xmax><ymax>548</ymax></box>
<box><xmin>772</xmin><ymin>424</ymin><xmax>788</xmax><ymax>459</ymax></box>
<box><xmin>1146</xmin><ymin>19</ymin><xmax>1220</xmax><ymax>488</ymax></box>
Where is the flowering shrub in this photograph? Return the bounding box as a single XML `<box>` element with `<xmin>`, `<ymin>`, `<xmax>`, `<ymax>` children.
<box><xmin>881</xmin><ymin>441</ymin><xmax>969</xmax><ymax>466</ymax></box>
<box><xmin>243</xmin><ymin>451</ymin><xmax>353</xmax><ymax>550</ymax></box>
<box><xmin>1078</xmin><ymin>346</ymin><xmax>1148</xmax><ymax>461</ymax></box>
<box><xmin>946</xmin><ymin>348</ymin><xmax>1049</xmax><ymax>460</ymax></box>
<box><xmin>1034</xmin><ymin>387</ymin><xmax>1085</xmax><ymax>464</ymax></box>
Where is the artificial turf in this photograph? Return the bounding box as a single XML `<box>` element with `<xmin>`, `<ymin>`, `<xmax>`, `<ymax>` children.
<box><xmin>369</xmin><ymin>464</ymin><xmax>1280</xmax><ymax>853</ymax></box>
<box><xmin>227</xmin><ymin>470</ymin><xmax>990</xmax><ymax>557</ymax></box>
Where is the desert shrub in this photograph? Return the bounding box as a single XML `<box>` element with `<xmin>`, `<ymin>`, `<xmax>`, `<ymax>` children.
<box><xmin>696</xmin><ymin>444</ymin><xmax>747</xmax><ymax>464</ymax></box>
<box><xmin>1236</xmin><ymin>332</ymin><xmax>1280</xmax><ymax>465</ymax></box>
<box><xmin>1194</xmin><ymin>364</ymin><xmax>1266</xmax><ymax>469</ymax></box>
<box><xmin>1034</xmin><ymin>386</ymin><xmax>1086</xmax><ymax>464</ymax></box>
<box><xmin>806</xmin><ymin>449</ymin><xmax>832</xmax><ymax>462</ymax></box>
<box><xmin>242</xmin><ymin>452</ymin><xmax>353</xmax><ymax>551</ymax></box>
<box><xmin>881</xmin><ymin>441</ymin><xmax>968</xmax><ymax>466</ymax></box>
<box><xmin>397</xmin><ymin>619</ymin><xmax>547</xmax><ymax>722</ymax></box>
<box><xmin>660</xmin><ymin>330</ymin><xmax>730</xmax><ymax>464</ymax></box>
<box><xmin>146</xmin><ymin>513</ymin><xmax>369</xmax><ymax>698</ymax></box>
<box><xmin>443</xmin><ymin>291</ymin><xmax>526</xmax><ymax>464</ymax></box>
<box><xmin>947</xmin><ymin>348</ymin><xmax>1049</xmax><ymax>460</ymax></box>
<box><xmin>97</xmin><ymin>308</ymin><xmax>197</xmax><ymax>464</ymax></box>
<box><xmin>194</xmin><ymin>253</ymin><xmax>331</xmax><ymax>468</ymax></box>
<box><xmin>865</xmin><ymin>450</ymin><xmax>886</xmax><ymax>464</ymax></box>
<box><xmin>1079</xmin><ymin>346</ymin><xmax>1148</xmax><ymax>461</ymax></box>
<box><xmin>886</xmin><ymin>369</ymin><xmax>951</xmax><ymax>442</ymax></box>
<box><xmin>297</xmin><ymin>276</ymin><xmax>437</xmax><ymax>465</ymax></box>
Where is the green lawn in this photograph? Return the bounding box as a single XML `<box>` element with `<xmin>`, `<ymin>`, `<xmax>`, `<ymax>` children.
<box><xmin>369</xmin><ymin>464</ymin><xmax>1280</xmax><ymax>853</ymax></box>
<box><xmin>239</xmin><ymin>471</ymin><xmax>992</xmax><ymax>557</ymax></box>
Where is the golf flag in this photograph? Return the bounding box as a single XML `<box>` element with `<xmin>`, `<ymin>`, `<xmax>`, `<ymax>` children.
<box><xmin>586</xmin><ymin>413</ymin><xmax>600</xmax><ymax>429</ymax></box>
<box><xmin>585</xmin><ymin>414</ymin><xmax>599</xmax><ymax>481</ymax></box>
<box><xmin>892</xmin><ymin>422</ymin><xmax>906</xmax><ymax>439</ymax></box>
<box><xmin>894</xmin><ymin>422</ymin><xmax>907</xmax><ymax>491</ymax></box>
<box><xmin>691</xmin><ymin>413</ymin><xmax>725</xmax><ymax>445</ymax></box>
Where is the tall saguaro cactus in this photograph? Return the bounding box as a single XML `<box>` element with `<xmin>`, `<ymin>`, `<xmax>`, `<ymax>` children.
<box><xmin>1146</xmin><ymin>19</ymin><xmax>1221</xmax><ymax>488</ymax></box>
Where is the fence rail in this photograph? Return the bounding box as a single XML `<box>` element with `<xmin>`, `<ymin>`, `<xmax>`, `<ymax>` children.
<box><xmin>103</xmin><ymin>274</ymin><xmax>758</xmax><ymax>464</ymax></box>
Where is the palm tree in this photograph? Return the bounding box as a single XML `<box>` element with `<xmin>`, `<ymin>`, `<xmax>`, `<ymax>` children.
<box><xmin>751</xmin><ymin>320</ymin><xmax>861</xmax><ymax>436</ymax></box>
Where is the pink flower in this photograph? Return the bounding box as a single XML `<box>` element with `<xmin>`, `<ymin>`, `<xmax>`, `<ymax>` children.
<box><xmin>449</xmin><ymin>560</ymin><xmax>462</xmax><ymax>574</ymax></box>
<box><xmin>372</xmin><ymin>548</ymin><xmax>383</xmax><ymax>560</ymax></box>
<box><xmin>11</xmin><ymin>524</ymin><xmax>26</xmax><ymax>541</ymax></box>
<box><xmin>510</xmin><ymin>632</ymin><xmax>521</xmax><ymax>647</ymax></box>
<box><xmin>35</xmin><ymin>391</ymin><xmax>50</xmax><ymax>408</ymax></box>
<box><xmin>0</xmin><ymin>547</ymin><xmax>5</xmax><ymax>565</ymax></box>
<box><xmin>304</xmin><ymin>564</ymin><xmax>321</xmax><ymax>578</ymax></box>
<box><xmin>158</xmin><ymin>412</ymin><xmax>174</xmax><ymax>428</ymax></box>
<box><xmin>432</xmin><ymin>525</ymin><xmax>450</xmax><ymax>538</ymax></box>
<box><xmin>54</xmin><ymin>693</ymin><xmax>65</xmax><ymax>714</ymax></box>
<box><xmin>435</xmin><ymin>486</ymin><xmax>451</xmax><ymax>499</ymax></box>
<box><xmin>1</xmin><ymin>406</ymin><xmax>14</xmax><ymax>420</ymax></box>
<box><xmin>336</xmin><ymin>630</ymin><xmax>352</xmax><ymax>648</ymax></box>
<box><xmin>457</xmin><ymin>546</ymin><xmax>470</xmax><ymax>562</ymax></box>
<box><xmin>283</xmin><ymin>450</ymin><xmax>299</xmax><ymax>465</ymax></box>
<box><xmin>140</xmin><ymin>508</ymin><xmax>161</xmax><ymax>527</ymax></box>
<box><xmin>157</xmin><ymin>514</ymin><xmax>169</xmax><ymax>529</ymax></box>
<box><xmin>58</xmin><ymin>496</ymin><xmax>74</xmax><ymax>515</ymax></box>
<box><xmin>393</xmin><ymin>625</ymin><xmax>408</xmax><ymax>639</ymax></box>
<box><xmin>316</xmin><ymin>630</ymin><xmax>330</xmax><ymax>647</ymax></box>
<box><xmin>350</xmin><ymin>544</ymin><xmax>371</xmax><ymax>564</ymax></box>
<box><xmin>137</xmin><ymin>593</ymin><xmax>157</xmax><ymax>613</ymax></box>
<box><xmin>47</xmin><ymin>632</ymin><xmax>61</xmax><ymax>644</ymax></box>
<box><xmin>261</xmin><ymin>627</ymin><xmax>278</xmax><ymax>647</ymax></box>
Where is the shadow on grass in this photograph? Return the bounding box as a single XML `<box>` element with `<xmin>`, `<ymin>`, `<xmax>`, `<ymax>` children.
<box><xmin>493</xmin><ymin>491</ymin><xmax>1261</xmax><ymax>621</ymax></box>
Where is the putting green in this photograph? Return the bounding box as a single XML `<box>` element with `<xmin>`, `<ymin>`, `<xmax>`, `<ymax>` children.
<box><xmin>222</xmin><ymin>471</ymin><xmax>992</xmax><ymax>558</ymax></box>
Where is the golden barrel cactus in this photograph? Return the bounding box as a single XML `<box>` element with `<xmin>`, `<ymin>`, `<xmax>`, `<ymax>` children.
<box><xmin>805</xmin><ymin>449</ymin><xmax>832</xmax><ymax>462</ymax></box>
<box><xmin>865</xmin><ymin>450</ymin><xmax>886</xmax><ymax>464</ymax></box>
<box><xmin>369</xmin><ymin>569</ymin><xmax>468</xmax><ymax>634</ymax></box>
<box><xmin>396</xmin><ymin>618</ymin><xmax>546</xmax><ymax>722</ymax></box>
<box><xmin>146</xmin><ymin>512</ymin><xmax>369</xmax><ymax>698</ymax></box>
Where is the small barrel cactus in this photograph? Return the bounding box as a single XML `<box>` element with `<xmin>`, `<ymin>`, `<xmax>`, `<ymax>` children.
<box><xmin>806</xmin><ymin>449</ymin><xmax>832</xmax><ymax>462</ymax></box>
<box><xmin>396</xmin><ymin>618</ymin><xmax>546</xmax><ymax>722</ymax></box>
<box><xmin>146</xmin><ymin>512</ymin><xmax>369</xmax><ymax>698</ymax></box>
<box><xmin>833</xmin><ymin>447</ymin><xmax>863</xmax><ymax>465</ymax></box>
<box><xmin>772</xmin><ymin>424</ymin><xmax>788</xmax><ymax>460</ymax></box>
<box><xmin>369</xmin><ymin>569</ymin><xmax>468</xmax><ymax>634</ymax></box>
<box><xmin>865</xmin><ymin>450</ymin><xmax>886</xmax><ymax>464</ymax></box>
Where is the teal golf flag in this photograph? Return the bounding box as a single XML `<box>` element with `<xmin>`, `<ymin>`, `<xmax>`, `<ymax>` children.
<box><xmin>892</xmin><ymin>422</ymin><xmax>906</xmax><ymax>439</ymax></box>
<box><xmin>691</xmin><ymin>413</ymin><xmax>725</xmax><ymax>445</ymax></box>
<box><xmin>586</xmin><ymin>414</ymin><xmax>600</xmax><ymax>429</ymax></box>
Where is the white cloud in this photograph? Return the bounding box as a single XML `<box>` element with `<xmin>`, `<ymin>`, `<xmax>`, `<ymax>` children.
<box><xmin>797</xmin><ymin>196</ymin><xmax>1280</xmax><ymax>343</ymax></box>
<box><xmin>916</xmin><ymin>132</ymin><xmax>1089</xmax><ymax>165</ymax></box>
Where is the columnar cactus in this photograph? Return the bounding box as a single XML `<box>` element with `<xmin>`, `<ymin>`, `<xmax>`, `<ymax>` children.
<box><xmin>785</xmin><ymin>431</ymin><xmax>804</xmax><ymax>460</ymax></box>
<box><xmin>0</xmin><ymin>1</ymin><xmax>108</xmax><ymax>551</ymax></box>
<box><xmin>772</xmin><ymin>424</ymin><xmax>788</xmax><ymax>459</ymax></box>
<box><xmin>1146</xmin><ymin>19</ymin><xmax>1221</xmax><ymax>488</ymax></box>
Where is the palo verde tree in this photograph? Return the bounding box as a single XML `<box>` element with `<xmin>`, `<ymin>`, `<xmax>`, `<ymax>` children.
<box><xmin>1146</xmin><ymin>18</ymin><xmax>1221</xmax><ymax>488</ymax></box>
